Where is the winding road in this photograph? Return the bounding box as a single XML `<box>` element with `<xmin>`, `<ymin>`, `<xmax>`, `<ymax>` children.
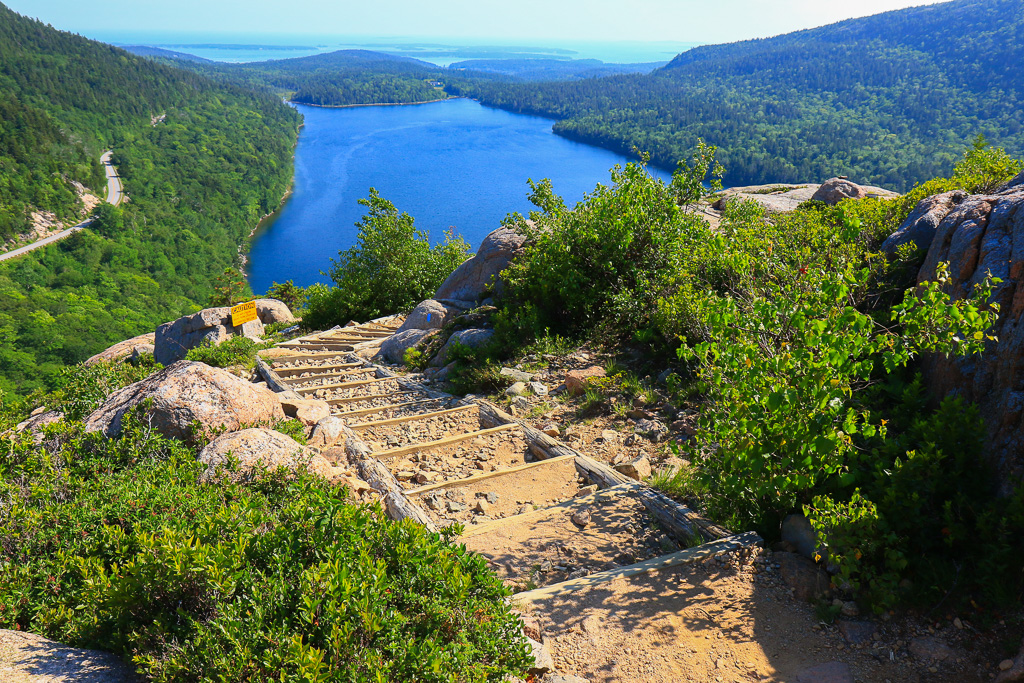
<box><xmin>0</xmin><ymin>151</ymin><xmax>123</xmax><ymax>263</ymax></box>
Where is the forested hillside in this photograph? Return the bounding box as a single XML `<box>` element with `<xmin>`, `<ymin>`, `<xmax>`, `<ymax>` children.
<box><xmin>446</xmin><ymin>0</ymin><xmax>1024</xmax><ymax>190</ymax></box>
<box><xmin>0</xmin><ymin>3</ymin><xmax>300</xmax><ymax>397</ymax></box>
<box><xmin>187</xmin><ymin>50</ymin><xmax>450</xmax><ymax>106</ymax></box>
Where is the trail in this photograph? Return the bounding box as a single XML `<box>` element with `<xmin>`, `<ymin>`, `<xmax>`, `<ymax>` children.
<box><xmin>0</xmin><ymin>151</ymin><xmax>122</xmax><ymax>263</ymax></box>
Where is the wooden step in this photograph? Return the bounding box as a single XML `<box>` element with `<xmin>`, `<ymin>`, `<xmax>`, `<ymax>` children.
<box><xmin>370</xmin><ymin>423</ymin><xmax>518</xmax><ymax>460</ymax></box>
<box><xmin>283</xmin><ymin>367</ymin><xmax>374</xmax><ymax>386</ymax></box>
<box><xmin>348</xmin><ymin>404</ymin><xmax>475</xmax><ymax>430</ymax></box>
<box><xmin>327</xmin><ymin>390</ymin><xmax>420</xmax><ymax>407</ymax></box>
<box><xmin>278</xmin><ymin>342</ymin><xmax>357</xmax><ymax>351</ymax></box>
<box><xmin>264</xmin><ymin>351</ymin><xmax>357</xmax><ymax>364</ymax></box>
<box><xmin>513</xmin><ymin>531</ymin><xmax>763</xmax><ymax>603</ymax></box>
<box><xmin>334</xmin><ymin>398</ymin><xmax>442</xmax><ymax>419</ymax></box>
<box><xmin>322</xmin><ymin>330</ymin><xmax>392</xmax><ymax>339</ymax></box>
<box><xmin>406</xmin><ymin>453</ymin><xmax>574</xmax><ymax>495</ymax></box>
<box><xmin>459</xmin><ymin>482</ymin><xmax>637</xmax><ymax>538</ymax></box>
<box><xmin>274</xmin><ymin>361</ymin><xmax>365</xmax><ymax>377</ymax></box>
<box><xmin>295</xmin><ymin>376</ymin><xmax>395</xmax><ymax>394</ymax></box>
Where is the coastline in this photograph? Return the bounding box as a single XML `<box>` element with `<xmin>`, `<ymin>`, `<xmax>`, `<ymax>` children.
<box><xmin>238</xmin><ymin>184</ymin><xmax>294</xmax><ymax>273</ymax></box>
<box><xmin>289</xmin><ymin>95</ymin><xmax>462</xmax><ymax>109</ymax></box>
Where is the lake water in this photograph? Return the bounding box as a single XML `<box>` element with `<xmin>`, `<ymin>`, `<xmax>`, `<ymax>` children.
<box><xmin>246</xmin><ymin>98</ymin><xmax>673</xmax><ymax>292</ymax></box>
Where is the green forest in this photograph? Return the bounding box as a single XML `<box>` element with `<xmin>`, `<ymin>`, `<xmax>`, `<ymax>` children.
<box><xmin>444</xmin><ymin>0</ymin><xmax>1024</xmax><ymax>190</ymax></box>
<box><xmin>0</xmin><ymin>3</ymin><xmax>300</xmax><ymax>397</ymax></box>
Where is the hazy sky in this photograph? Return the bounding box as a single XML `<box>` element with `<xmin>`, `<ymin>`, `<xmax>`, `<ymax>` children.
<box><xmin>8</xmin><ymin>0</ymin><xmax>942</xmax><ymax>43</ymax></box>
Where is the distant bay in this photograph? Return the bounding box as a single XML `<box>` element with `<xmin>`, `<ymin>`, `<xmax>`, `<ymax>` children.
<box><xmin>246</xmin><ymin>98</ymin><xmax>672</xmax><ymax>292</ymax></box>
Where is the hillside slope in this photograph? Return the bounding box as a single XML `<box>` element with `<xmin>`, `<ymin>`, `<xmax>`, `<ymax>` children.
<box><xmin>446</xmin><ymin>0</ymin><xmax>1024</xmax><ymax>190</ymax></box>
<box><xmin>0</xmin><ymin>3</ymin><xmax>300</xmax><ymax>396</ymax></box>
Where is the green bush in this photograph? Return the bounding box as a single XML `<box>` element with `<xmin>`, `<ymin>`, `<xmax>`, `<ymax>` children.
<box><xmin>0</xmin><ymin>408</ymin><xmax>531</xmax><ymax>681</ymax></box>
<box><xmin>185</xmin><ymin>335</ymin><xmax>274</xmax><ymax>372</ymax></box>
<box><xmin>497</xmin><ymin>146</ymin><xmax>720</xmax><ymax>344</ymax></box>
<box><xmin>304</xmin><ymin>189</ymin><xmax>470</xmax><ymax>329</ymax></box>
<box><xmin>47</xmin><ymin>356</ymin><xmax>162</xmax><ymax>421</ymax></box>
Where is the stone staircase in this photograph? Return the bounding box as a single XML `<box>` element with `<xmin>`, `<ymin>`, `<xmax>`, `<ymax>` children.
<box><xmin>258</xmin><ymin>318</ymin><xmax>763</xmax><ymax>677</ymax></box>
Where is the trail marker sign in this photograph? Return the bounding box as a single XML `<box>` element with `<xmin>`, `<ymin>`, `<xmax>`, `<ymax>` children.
<box><xmin>231</xmin><ymin>301</ymin><xmax>258</xmax><ymax>327</ymax></box>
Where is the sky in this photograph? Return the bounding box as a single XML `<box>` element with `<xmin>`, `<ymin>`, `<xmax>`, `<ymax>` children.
<box><xmin>7</xmin><ymin>0</ymin><xmax>942</xmax><ymax>44</ymax></box>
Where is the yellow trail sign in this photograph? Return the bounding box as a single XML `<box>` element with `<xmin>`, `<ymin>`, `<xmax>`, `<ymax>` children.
<box><xmin>231</xmin><ymin>300</ymin><xmax>258</xmax><ymax>327</ymax></box>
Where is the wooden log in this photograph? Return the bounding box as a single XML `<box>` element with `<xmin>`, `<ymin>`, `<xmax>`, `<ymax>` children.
<box><xmin>283</xmin><ymin>367</ymin><xmax>375</xmax><ymax>386</ymax></box>
<box><xmin>406</xmin><ymin>454</ymin><xmax>576</xmax><ymax>496</ymax></box>
<box><xmin>348</xmin><ymin>404</ymin><xmax>475</xmax><ymax>429</ymax></box>
<box><xmin>358</xmin><ymin>458</ymin><xmax>437</xmax><ymax>532</ymax></box>
<box><xmin>370</xmin><ymin>424</ymin><xmax>518</xmax><ymax>460</ymax></box>
<box><xmin>256</xmin><ymin>357</ymin><xmax>291</xmax><ymax>394</ymax></box>
<box><xmin>513</xmin><ymin>531</ymin><xmax>763</xmax><ymax>603</ymax></box>
<box><xmin>369</xmin><ymin>362</ymin><xmax>458</xmax><ymax>401</ymax></box>
<box><xmin>274</xmin><ymin>362</ymin><xmax>365</xmax><ymax>377</ymax></box>
<box><xmin>473</xmin><ymin>400</ymin><xmax>589</xmax><ymax>460</ymax></box>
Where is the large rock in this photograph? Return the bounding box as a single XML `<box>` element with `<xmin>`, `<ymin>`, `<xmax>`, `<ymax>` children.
<box><xmin>913</xmin><ymin>180</ymin><xmax>1024</xmax><ymax>493</ymax></box>
<box><xmin>433</xmin><ymin>225</ymin><xmax>526</xmax><ymax>303</ymax></box>
<box><xmin>278</xmin><ymin>396</ymin><xmax>331</xmax><ymax>426</ymax></box>
<box><xmin>810</xmin><ymin>177</ymin><xmax>868</xmax><ymax>205</ymax></box>
<box><xmin>775</xmin><ymin>551</ymin><xmax>832</xmax><ymax>602</ymax></box>
<box><xmin>197</xmin><ymin>428</ymin><xmax>332</xmax><ymax>482</ymax></box>
<box><xmin>85</xmin><ymin>332</ymin><xmax>156</xmax><ymax>365</ymax></box>
<box><xmin>882</xmin><ymin>190</ymin><xmax>967</xmax><ymax>258</ymax></box>
<box><xmin>84</xmin><ymin>361</ymin><xmax>284</xmax><ymax>440</ymax></box>
<box><xmin>379</xmin><ymin>328</ymin><xmax>440</xmax><ymax>364</ymax></box>
<box><xmin>395</xmin><ymin>299</ymin><xmax>459</xmax><ymax>333</ymax></box>
<box><xmin>429</xmin><ymin>328</ymin><xmax>495</xmax><ymax>367</ymax></box>
<box><xmin>253</xmin><ymin>298</ymin><xmax>296</xmax><ymax>325</ymax></box>
<box><xmin>154</xmin><ymin>307</ymin><xmax>265</xmax><ymax>365</ymax></box>
<box><xmin>0</xmin><ymin>628</ymin><xmax>135</xmax><ymax>682</ymax></box>
<box><xmin>565</xmin><ymin>366</ymin><xmax>607</xmax><ymax>396</ymax></box>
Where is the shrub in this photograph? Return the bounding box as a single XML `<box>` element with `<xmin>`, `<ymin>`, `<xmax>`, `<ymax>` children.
<box><xmin>265</xmin><ymin>280</ymin><xmax>307</xmax><ymax>312</ymax></box>
<box><xmin>497</xmin><ymin>145</ymin><xmax>721</xmax><ymax>344</ymax></box>
<box><xmin>304</xmin><ymin>189</ymin><xmax>470</xmax><ymax>329</ymax></box>
<box><xmin>185</xmin><ymin>335</ymin><xmax>274</xmax><ymax>372</ymax></box>
<box><xmin>47</xmin><ymin>356</ymin><xmax>162</xmax><ymax>421</ymax></box>
<box><xmin>0</xmin><ymin>409</ymin><xmax>532</xmax><ymax>681</ymax></box>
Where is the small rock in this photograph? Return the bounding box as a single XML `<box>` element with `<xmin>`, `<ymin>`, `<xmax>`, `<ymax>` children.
<box><xmin>526</xmin><ymin>636</ymin><xmax>555</xmax><ymax>675</ymax></box>
<box><xmin>485</xmin><ymin>492</ymin><xmax>499</xmax><ymax>504</ymax></box>
<box><xmin>840</xmin><ymin>601</ymin><xmax>859</xmax><ymax>617</ymax></box>
<box><xmin>565</xmin><ymin>366</ymin><xmax>606</xmax><ymax>396</ymax></box>
<box><xmin>599</xmin><ymin>429</ymin><xmax>619</xmax><ymax>443</ymax></box>
<box><xmin>542</xmin><ymin>423</ymin><xmax>561</xmax><ymax>437</ymax></box>
<box><xmin>626</xmin><ymin>409</ymin><xmax>651</xmax><ymax>419</ymax></box>
<box><xmin>634</xmin><ymin>418</ymin><xmax>668</xmax><ymax>442</ymax></box>
<box><xmin>447</xmin><ymin>501</ymin><xmax>467</xmax><ymax>513</ymax></box>
<box><xmin>520</xmin><ymin>614</ymin><xmax>542</xmax><ymax>641</ymax></box>
<box><xmin>837</xmin><ymin>620</ymin><xmax>876</xmax><ymax>645</ymax></box>
<box><xmin>505</xmin><ymin>382</ymin><xmax>528</xmax><ymax>396</ymax></box>
<box><xmin>570</xmin><ymin>508</ymin><xmax>592</xmax><ymax>527</ymax></box>
<box><xmin>909</xmin><ymin>636</ymin><xmax>955</xmax><ymax>662</ymax></box>
<box><xmin>1000</xmin><ymin>660</ymin><xmax>1015</xmax><ymax>671</ymax></box>
<box><xmin>511</xmin><ymin>396</ymin><xmax>530</xmax><ymax>413</ymax></box>
<box><xmin>782</xmin><ymin>513</ymin><xmax>821</xmax><ymax>561</ymax></box>
<box><xmin>953</xmin><ymin>617</ymin><xmax>963</xmax><ymax>630</ymax></box>
<box><xmin>614</xmin><ymin>455</ymin><xmax>652</xmax><ymax>481</ymax></box>
<box><xmin>475</xmin><ymin>499</ymin><xmax>491</xmax><ymax>514</ymax></box>
<box><xmin>500</xmin><ymin>367</ymin><xmax>534</xmax><ymax>382</ymax></box>
<box><xmin>528</xmin><ymin>382</ymin><xmax>549</xmax><ymax>397</ymax></box>
<box><xmin>577</xmin><ymin>484</ymin><xmax>599</xmax><ymax>497</ymax></box>
<box><xmin>775</xmin><ymin>551</ymin><xmax>831</xmax><ymax>602</ymax></box>
<box><xmin>795</xmin><ymin>661</ymin><xmax>854</xmax><ymax>683</ymax></box>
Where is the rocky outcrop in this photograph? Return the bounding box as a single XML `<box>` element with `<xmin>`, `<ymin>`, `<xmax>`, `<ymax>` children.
<box><xmin>433</xmin><ymin>226</ymin><xmax>527</xmax><ymax>304</ymax></box>
<box><xmin>429</xmin><ymin>328</ymin><xmax>495</xmax><ymax>367</ymax></box>
<box><xmin>84</xmin><ymin>361</ymin><xmax>283</xmax><ymax>440</ymax></box>
<box><xmin>85</xmin><ymin>332</ymin><xmax>156</xmax><ymax>365</ymax></box>
<box><xmin>197</xmin><ymin>428</ymin><xmax>333</xmax><ymax>482</ymax></box>
<box><xmin>909</xmin><ymin>178</ymin><xmax>1024</xmax><ymax>492</ymax></box>
<box><xmin>154</xmin><ymin>307</ymin><xmax>265</xmax><ymax>365</ymax></box>
<box><xmin>253</xmin><ymin>298</ymin><xmax>296</xmax><ymax>325</ymax></box>
<box><xmin>395</xmin><ymin>299</ymin><xmax>459</xmax><ymax>333</ymax></box>
<box><xmin>379</xmin><ymin>328</ymin><xmax>440</xmax><ymax>364</ymax></box>
<box><xmin>811</xmin><ymin>178</ymin><xmax>866</xmax><ymax>204</ymax></box>
<box><xmin>0</xmin><ymin>629</ymin><xmax>134</xmax><ymax>682</ymax></box>
<box><xmin>277</xmin><ymin>395</ymin><xmax>331</xmax><ymax>426</ymax></box>
<box><xmin>882</xmin><ymin>190</ymin><xmax>968</xmax><ymax>257</ymax></box>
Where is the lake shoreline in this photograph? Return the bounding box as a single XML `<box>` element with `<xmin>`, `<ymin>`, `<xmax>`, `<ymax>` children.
<box><xmin>289</xmin><ymin>96</ymin><xmax>462</xmax><ymax>110</ymax></box>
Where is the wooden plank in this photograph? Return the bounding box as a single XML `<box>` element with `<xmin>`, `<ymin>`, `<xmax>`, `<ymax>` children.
<box><xmin>274</xmin><ymin>362</ymin><xmax>365</xmax><ymax>377</ymax></box>
<box><xmin>358</xmin><ymin>459</ymin><xmax>437</xmax><ymax>532</ymax></box>
<box><xmin>459</xmin><ymin>482</ymin><xmax>636</xmax><ymax>538</ymax></box>
<box><xmin>256</xmin><ymin>357</ymin><xmax>291</xmax><ymax>394</ymax></box>
<box><xmin>327</xmin><ymin>390</ymin><xmax>419</xmax><ymax>406</ymax></box>
<box><xmin>406</xmin><ymin>454</ymin><xmax>576</xmax><ymax>496</ymax></box>
<box><xmin>349</xmin><ymin>404</ymin><xmax>475</xmax><ymax>430</ymax></box>
<box><xmin>277</xmin><ymin>342</ymin><xmax>357</xmax><ymax>351</ymax></box>
<box><xmin>370</xmin><ymin>423</ymin><xmax>518</xmax><ymax>460</ymax></box>
<box><xmin>322</xmin><ymin>330</ymin><xmax>392</xmax><ymax>339</ymax></box>
<box><xmin>295</xmin><ymin>376</ymin><xmax>396</xmax><ymax>394</ymax></box>
<box><xmin>262</xmin><ymin>351</ymin><xmax>358</xmax><ymax>364</ymax></box>
<box><xmin>333</xmin><ymin>398</ymin><xmax>440</xmax><ymax>418</ymax></box>
<box><xmin>370</xmin><ymin>362</ymin><xmax>459</xmax><ymax>402</ymax></box>
<box><xmin>513</xmin><ymin>531</ymin><xmax>763</xmax><ymax>603</ymax></box>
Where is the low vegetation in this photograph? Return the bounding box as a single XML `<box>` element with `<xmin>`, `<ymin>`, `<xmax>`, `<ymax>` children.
<box><xmin>0</xmin><ymin>363</ymin><xmax>531</xmax><ymax>682</ymax></box>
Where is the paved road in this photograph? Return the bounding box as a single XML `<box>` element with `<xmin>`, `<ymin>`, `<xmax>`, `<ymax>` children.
<box><xmin>0</xmin><ymin>151</ymin><xmax>122</xmax><ymax>263</ymax></box>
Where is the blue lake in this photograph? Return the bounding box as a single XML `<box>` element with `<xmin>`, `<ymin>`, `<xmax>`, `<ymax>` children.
<box><xmin>246</xmin><ymin>98</ymin><xmax>673</xmax><ymax>292</ymax></box>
